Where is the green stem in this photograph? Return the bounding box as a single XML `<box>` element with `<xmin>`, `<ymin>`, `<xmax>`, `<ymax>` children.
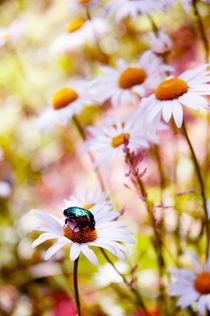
<box><xmin>73</xmin><ymin>257</ymin><xmax>81</xmax><ymax>316</ymax></box>
<box><xmin>182</xmin><ymin>121</ymin><xmax>209</xmax><ymax>259</ymax></box>
<box><xmin>72</xmin><ymin>115</ymin><xmax>105</xmax><ymax>191</ymax></box>
<box><xmin>100</xmin><ymin>248</ymin><xmax>148</xmax><ymax>316</ymax></box>
<box><xmin>125</xmin><ymin>150</ymin><xmax>165</xmax><ymax>309</ymax></box>
<box><xmin>192</xmin><ymin>0</ymin><xmax>209</xmax><ymax>62</ymax></box>
<box><xmin>148</xmin><ymin>15</ymin><xmax>158</xmax><ymax>33</ymax></box>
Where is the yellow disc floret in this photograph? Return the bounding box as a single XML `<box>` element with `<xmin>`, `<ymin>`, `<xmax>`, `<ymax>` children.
<box><xmin>52</xmin><ymin>88</ymin><xmax>78</xmax><ymax>110</ymax></box>
<box><xmin>83</xmin><ymin>204</ymin><xmax>95</xmax><ymax>210</ymax></box>
<box><xmin>155</xmin><ymin>78</ymin><xmax>188</xmax><ymax>100</ymax></box>
<box><xmin>111</xmin><ymin>133</ymin><xmax>130</xmax><ymax>148</ymax></box>
<box><xmin>67</xmin><ymin>18</ymin><xmax>86</xmax><ymax>33</ymax></box>
<box><xmin>119</xmin><ymin>68</ymin><xmax>147</xmax><ymax>89</ymax></box>
<box><xmin>79</xmin><ymin>0</ymin><xmax>92</xmax><ymax>4</ymax></box>
<box><xmin>194</xmin><ymin>272</ymin><xmax>210</xmax><ymax>294</ymax></box>
<box><xmin>63</xmin><ymin>224</ymin><xmax>97</xmax><ymax>243</ymax></box>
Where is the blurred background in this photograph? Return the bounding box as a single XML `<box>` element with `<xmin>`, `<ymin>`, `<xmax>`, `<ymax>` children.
<box><xmin>0</xmin><ymin>0</ymin><xmax>209</xmax><ymax>315</ymax></box>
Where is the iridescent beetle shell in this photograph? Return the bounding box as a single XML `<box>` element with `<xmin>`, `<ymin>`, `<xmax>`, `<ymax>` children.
<box><xmin>63</xmin><ymin>207</ymin><xmax>95</xmax><ymax>231</ymax></box>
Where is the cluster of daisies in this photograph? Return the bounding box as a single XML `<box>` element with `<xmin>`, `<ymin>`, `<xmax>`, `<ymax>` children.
<box><xmin>29</xmin><ymin>0</ymin><xmax>210</xmax><ymax>314</ymax></box>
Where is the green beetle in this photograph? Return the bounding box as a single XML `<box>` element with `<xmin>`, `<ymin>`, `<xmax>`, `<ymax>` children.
<box><xmin>63</xmin><ymin>207</ymin><xmax>95</xmax><ymax>231</ymax></box>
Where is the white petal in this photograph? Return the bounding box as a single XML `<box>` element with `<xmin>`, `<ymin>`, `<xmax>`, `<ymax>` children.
<box><xmin>80</xmin><ymin>245</ymin><xmax>98</xmax><ymax>265</ymax></box>
<box><xmin>70</xmin><ymin>243</ymin><xmax>81</xmax><ymax>261</ymax></box>
<box><xmin>172</xmin><ymin>101</ymin><xmax>183</xmax><ymax>128</ymax></box>
<box><xmin>30</xmin><ymin>209</ymin><xmax>63</xmax><ymax>233</ymax></box>
<box><xmin>185</xmin><ymin>251</ymin><xmax>202</xmax><ymax>273</ymax></box>
<box><xmin>44</xmin><ymin>239</ymin><xmax>69</xmax><ymax>260</ymax></box>
<box><xmin>32</xmin><ymin>232</ymin><xmax>60</xmax><ymax>248</ymax></box>
<box><xmin>197</xmin><ymin>295</ymin><xmax>210</xmax><ymax>315</ymax></box>
<box><xmin>162</xmin><ymin>102</ymin><xmax>173</xmax><ymax>122</ymax></box>
<box><xmin>177</xmin><ymin>290</ymin><xmax>199</xmax><ymax>308</ymax></box>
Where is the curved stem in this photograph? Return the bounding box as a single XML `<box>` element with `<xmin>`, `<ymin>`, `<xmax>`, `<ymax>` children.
<box><xmin>100</xmin><ymin>248</ymin><xmax>148</xmax><ymax>316</ymax></box>
<box><xmin>125</xmin><ymin>149</ymin><xmax>165</xmax><ymax>310</ymax></box>
<box><xmin>73</xmin><ymin>257</ymin><xmax>81</xmax><ymax>316</ymax></box>
<box><xmin>192</xmin><ymin>0</ymin><xmax>209</xmax><ymax>62</ymax></box>
<box><xmin>182</xmin><ymin>121</ymin><xmax>209</xmax><ymax>259</ymax></box>
<box><xmin>72</xmin><ymin>115</ymin><xmax>105</xmax><ymax>191</ymax></box>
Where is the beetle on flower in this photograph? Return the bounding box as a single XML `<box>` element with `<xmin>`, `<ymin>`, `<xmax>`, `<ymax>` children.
<box><xmin>30</xmin><ymin>190</ymin><xmax>134</xmax><ymax>265</ymax></box>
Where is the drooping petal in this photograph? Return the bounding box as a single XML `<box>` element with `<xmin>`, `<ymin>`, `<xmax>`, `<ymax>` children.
<box><xmin>80</xmin><ymin>245</ymin><xmax>98</xmax><ymax>265</ymax></box>
<box><xmin>32</xmin><ymin>232</ymin><xmax>61</xmax><ymax>248</ymax></box>
<box><xmin>44</xmin><ymin>239</ymin><xmax>70</xmax><ymax>260</ymax></box>
<box><xmin>70</xmin><ymin>243</ymin><xmax>81</xmax><ymax>261</ymax></box>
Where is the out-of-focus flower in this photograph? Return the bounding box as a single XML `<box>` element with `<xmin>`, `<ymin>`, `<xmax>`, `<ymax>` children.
<box><xmin>0</xmin><ymin>181</ymin><xmax>11</xmax><ymax>198</ymax></box>
<box><xmin>146</xmin><ymin>31</ymin><xmax>173</xmax><ymax>55</ymax></box>
<box><xmin>134</xmin><ymin>307</ymin><xmax>159</xmax><ymax>316</ymax></box>
<box><xmin>30</xmin><ymin>192</ymin><xmax>134</xmax><ymax>265</ymax></box>
<box><xmin>50</xmin><ymin>17</ymin><xmax>110</xmax><ymax>55</ymax></box>
<box><xmin>50</xmin><ymin>292</ymin><xmax>77</xmax><ymax>316</ymax></box>
<box><xmin>146</xmin><ymin>64</ymin><xmax>210</xmax><ymax>128</ymax></box>
<box><xmin>83</xmin><ymin>114</ymin><xmax>150</xmax><ymax>168</ymax></box>
<box><xmin>91</xmin><ymin>50</ymin><xmax>172</xmax><ymax>106</ymax></box>
<box><xmin>106</xmin><ymin>0</ymin><xmax>163</xmax><ymax>22</ymax></box>
<box><xmin>94</xmin><ymin>262</ymin><xmax>124</xmax><ymax>287</ymax></box>
<box><xmin>168</xmin><ymin>252</ymin><xmax>210</xmax><ymax>314</ymax></box>
<box><xmin>33</xmin><ymin>80</ymin><xmax>94</xmax><ymax>133</ymax></box>
<box><xmin>163</xmin><ymin>0</ymin><xmax>209</xmax><ymax>12</ymax></box>
<box><xmin>83</xmin><ymin>100</ymin><xmax>166</xmax><ymax>170</ymax></box>
<box><xmin>0</xmin><ymin>20</ymin><xmax>25</xmax><ymax>47</ymax></box>
<box><xmin>68</xmin><ymin>0</ymin><xmax>98</xmax><ymax>11</ymax></box>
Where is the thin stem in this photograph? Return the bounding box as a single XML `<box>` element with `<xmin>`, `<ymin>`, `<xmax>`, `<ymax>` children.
<box><xmin>125</xmin><ymin>149</ymin><xmax>165</xmax><ymax>309</ymax></box>
<box><xmin>72</xmin><ymin>115</ymin><xmax>105</xmax><ymax>191</ymax></box>
<box><xmin>154</xmin><ymin>145</ymin><xmax>165</xmax><ymax>204</ymax></box>
<box><xmin>182</xmin><ymin>121</ymin><xmax>209</xmax><ymax>259</ymax></box>
<box><xmin>148</xmin><ymin>15</ymin><xmax>158</xmax><ymax>33</ymax></box>
<box><xmin>73</xmin><ymin>257</ymin><xmax>81</xmax><ymax>316</ymax></box>
<box><xmin>100</xmin><ymin>248</ymin><xmax>148</xmax><ymax>316</ymax></box>
<box><xmin>192</xmin><ymin>0</ymin><xmax>209</xmax><ymax>62</ymax></box>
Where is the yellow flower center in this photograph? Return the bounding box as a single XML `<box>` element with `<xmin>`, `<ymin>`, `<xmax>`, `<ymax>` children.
<box><xmin>63</xmin><ymin>224</ymin><xmax>97</xmax><ymax>243</ymax></box>
<box><xmin>118</xmin><ymin>68</ymin><xmax>147</xmax><ymax>89</ymax></box>
<box><xmin>67</xmin><ymin>18</ymin><xmax>86</xmax><ymax>33</ymax></box>
<box><xmin>52</xmin><ymin>88</ymin><xmax>78</xmax><ymax>110</ymax></box>
<box><xmin>111</xmin><ymin>133</ymin><xmax>130</xmax><ymax>148</ymax></box>
<box><xmin>83</xmin><ymin>204</ymin><xmax>94</xmax><ymax>210</ymax></box>
<box><xmin>194</xmin><ymin>272</ymin><xmax>210</xmax><ymax>294</ymax></box>
<box><xmin>2</xmin><ymin>33</ymin><xmax>9</xmax><ymax>40</ymax></box>
<box><xmin>79</xmin><ymin>0</ymin><xmax>92</xmax><ymax>4</ymax></box>
<box><xmin>155</xmin><ymin>78</ymin><xmax>188</xmax><ymax>101</ymax></box>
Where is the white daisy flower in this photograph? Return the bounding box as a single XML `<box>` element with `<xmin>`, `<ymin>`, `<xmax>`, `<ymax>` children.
<box><xmin>146</xmin><ymin>64</ymin><xmax>210</xmax><ymax>128</ymax></box>
<box><xmin>0</xmin><ymin>20</ymin><xmax>25</xmax><ymax>47</ymax></box>
<box><xmin>83</xmin><ymin>113</ymin><xmax>150</xmax><ymax>168</ymax></box>
<box><xmin>168</xmin><ymin>252</ymin><xmax>210</xmax><ymax>315</ymax></box>
<box><xmin>50</xmin><ymin>17</ymin><xmax>109</xmax><ymax>55</ymax></box>
<box><xmin>106</xmin><ymin>0</ymin><xmax>163</xmax><ymax>23</ymax></box>
<box><xmin>132</xmin><ymin>98</ymin><xmax>168</xmax><ymax>145</ymax></box>
<box><xmin>146</xmin><ymin>30</ymin><xmax>173</xmax><ymax>55</ymax></box>
<box><xmin>30</xmin><ymin>192</ymin><xmax>134</xmax><ymax>265</ymax></box>
<box><xmin>33</xmin><ymin>80</ymin><xmax>94</xmax><ymax>133</ymax></box>
<box><xmin>91</xmin><ymin>50</ymin><xmax>173</xmax><ymax>106</ymax></box>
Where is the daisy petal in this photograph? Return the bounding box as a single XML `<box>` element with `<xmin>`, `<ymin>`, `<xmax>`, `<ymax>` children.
<box><xmin>80</xmin><ymin>245</ymin><xmax>98</xmax><ymax>265</ymax></box>
<box><xmin>70</xmin><ymin>243</ymin><xmax>81</xmax><ymax>261</ymax></box>
<box><xmin>30</xmin><ymin>209</ymin><xmax>63</xmax><ymax>233</ymax></box>
<box><xmin>44</xmin><ymin>239</ymin><xmax>69</xmax><ymax>260</ymax></box>
<box><xmin>32</xmin><ymin>232</ymin><xmax>60</xmax><ymax>248</ymax></box>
